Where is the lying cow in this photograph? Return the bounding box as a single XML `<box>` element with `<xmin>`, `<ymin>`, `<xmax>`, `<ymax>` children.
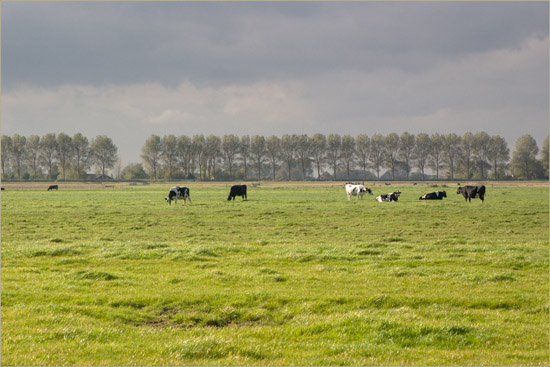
<box><xmin>47</xmin><ymin>185</ymin><xmax>58</xmax><ymax>191</ymax></box>
<box><xmin>165</xmin><ymin>186</ymin><xmax>192</xmax><ymax>205</ymax></box>
<box><xmin>345</xmin><ymin>183</ymin><xmax>372</xmax><ymax>201</ymax></box>
<box><xmin>457</xmin><ymin>185</ymin><xmax>485</xmax><ymax>203</ymax></box>
<box><xmin>376</xmin><ymin>191</ymin><xmax>401</xmax><ymax>202</ymax></box>
<box><xmin>228</xmin><ymin>184</ymin><xmax>247</xmax><ymax>201</ymax></box>
<box><xmin>419</xmin><ymin>191</ymin><xmax>447</xmax><ymax>200</ymax></box>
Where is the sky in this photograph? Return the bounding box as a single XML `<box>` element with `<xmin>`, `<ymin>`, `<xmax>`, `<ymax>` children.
<box><xmin>2</xmin><ymin>1</ymin><xmax>549</xmax><ymax>165</ymax></box>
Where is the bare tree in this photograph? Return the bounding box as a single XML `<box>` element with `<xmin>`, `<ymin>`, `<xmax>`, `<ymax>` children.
<box><xmin>428</xmin><ymin>133</ymin><xmax>444</xmax><ymax>179</ymax></box>
<box><xmin>11</xmin><ymin>134</ymin><xmax>27</xmax><ymax>179</ymax></box>
<box><xmin>295</xmin><ymin>134</ymin><xmax>311</xmax><ymax>180</ymax></box>
<box><xmin>326</xmin><ymin>134</ymin><xmax>342</xmax><ymax>179</ymax></box>
<box><xmin>1</xmin><ymin>135</ymin><xmax>12</xmax><ymax>179</ymax></box>
<box><xmin>177</xmin><ymin>135</ymin><xmax>193</xmax><ymax>177</ymax></box>
<box><xmin>40</xmin><ymin>133</ymin><xmax>58</xmax><ymax>179</ymax></box>
<box><xmin>310</xmin><ymin>133</ymin><xmax>326</xmax><ymax>180</ymax></box>
<box><xmin>26</xmin><ymin>135</ymin><xmax>42</xmax><ymax>179</ymax></box>
<box><xmin>460</xmin><ymin>132</ymin><xmax>475</xmax><ymax>179</ymax></box>
<box><xmin>192</xmin><ymin>135</ymin><xmax>206</xmax><ymax>180</ymax></box>
<box><xmin>240</xmin><ymin>135</ymin><xmax>251</xmax><ymax>180</ymax></box>
<box><xmin>56</xmin><ymin>133</ymin><xmax>73</xmax><ymax>180</ymax></box>
<box><xmin>161</xmin><ymin>134</ymin><xmax>178</xmax><ymax>179</ymax></box>
<box><xmin>251</xmin><ymin>135</ymin><xmax>266</xmax><ymax>181</ymax></box>
<box><xmin>369</xmin><ymin>133</ymin><xmax>385</xmax><ymax>180</ymax></box>
<box><xmin>487</xmin><ymin>135</ymin><xmax>509</xmax><ymax>180</ymax></box>
<box><xmin>442</xmin><ymin>133</ymin><xmax>461</xmax><ymax>180</ymax></box>
<box><xmin>141</xmin><ymin>135</ymin><xmax>162</xmax><ymax>180</ymax></box>
<box><xmin>72</xmin><ymin>133</ymin><xmax>91</xmax><ymax>179</ymax></box>
<box><xmin>280</xmin><ymin>134</ymin><xmax>298</xmax><ymax>180</ymax></box>
<box><xmin>413</xmin><ymin>133</ymin><xmax>431</xmax><ymax>180</ymax></box>
<box><xmin>341</xmin><ymin>135</ymin><xmax>356</xmax><ymax>180</ymax></box>
<box><xmin>473</xmin><ymin>131</ymin><xmax>491</xmax><ymax>179</ymax></box>
<box><xmin>355</xmin><ymin>134</ymin><xmax>370</xmax><ymax>181</ymax></box>
<box><xmin>384</xmin><ymin>133</ymin><xmax>400</xmax><ymax>180</ymax></box>
<box><xmin>205</xmin><ymin>134</ymin><xmax>222</xmax><ymax>180</ymax></box>
<box><xmin>399</xmin><ymin>132</ymin><xmax>415</xmax><ymax>179</ymax></box>
<box><xmin>222</xmin><ymin>134</ymin><xmax>239</xmax><ymax>178</ymax></box>
<box><xmin>266</xmin><ymin>135</ymin><xmax>280</xmax><ymax>181</ymax></box>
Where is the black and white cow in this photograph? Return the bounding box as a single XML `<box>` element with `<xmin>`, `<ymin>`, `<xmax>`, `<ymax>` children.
<box><xmin>376</xmin><ymin>191</ymin><xmax>401</xmax><ymax>202</ymax></box>
<box><xmin>165</xmin><ymin>186</ymin><xmax>192</xmax><ymax>205</ymax></box>
<box><xmin>47</xmin><ymin>185</ymin><xmax>58</xmax><ymax>191</ymax></box>
<box><xmin>345</xmin><ymin>183</ymin><xmax>372</xmax><ymax>201</ymax></box>
<box><xmin>228</xmin><ymin>184</ymin><xmax>247</xmax><ymax>201</ymax></box>
<box><xmin>457</xmin><ymin>185</ymin><xmax>485</xmax><ymax>203</ymax></box>
<box><xmin>419</xmin><ymin>191</ymin><xmax>447</xmax><ymax>200</ymax></box>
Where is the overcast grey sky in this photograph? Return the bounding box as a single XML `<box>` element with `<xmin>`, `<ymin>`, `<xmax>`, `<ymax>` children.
<box><xmin>2</xmin><ymin>1</ymin><xmax>548</xmax><ymax>165</ymax></box>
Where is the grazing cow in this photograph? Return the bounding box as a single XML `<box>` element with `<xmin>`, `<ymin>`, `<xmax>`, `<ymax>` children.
<box><xmin>376</xmin><ymin>191</ymin><xmax>401</xmax><ymax>202</ymax></box>
<box><xmin>419</xmin><ymin>191</ymin><xmax>447</xmax><ymax>200</ymax></box>
<box><xmin>228</xmin><ymin>184</ymin><xmax>247</xmax><ymax>201</ymax></box>
<box><xmin>165</xmin><ymin>186</ymin><xmax>192</xmax><ymax>205</ymax></box>
<box><xmin>345</xmin><ymin>183</ymin><xmax>372</xmax><ymax>201</ymax></box>
<box><xmin>457</xmin><ymin>185</ymin><xmax>486</xmax><ymax>203</ymax></box>
<box><xmin>1</xmin><ymin>187</ymin><xmax>4</xmax><ymax>191</ymax></box>
<box><xmin>47</xmin><ymin>185</ymin><xmax>58</xmax><ymax>191</ymax></box>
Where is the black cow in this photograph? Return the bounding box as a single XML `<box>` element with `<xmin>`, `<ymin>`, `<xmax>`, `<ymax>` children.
<box><xmin>47</xmin><ymin>185</ymin><xmax>58</xmax><ymax>191</ymax></box>
<box><xmin>228</xmin><ymin>184</ymin><xmax>247</xmax><ymax>201</ymax></box>
<box><xmin>457</xmin><ymin>185</ymin><xmax>485</xmax><ymax>203</ymax></box>
<box><xmin>419</xmin><ymin>191</ymin><xmax>447</xmax><ymax>200</ymax></box>
<box><xmin>165</xmin><ymin>186</ymin><xmax>192</xmax><ymax>205</ymax></box>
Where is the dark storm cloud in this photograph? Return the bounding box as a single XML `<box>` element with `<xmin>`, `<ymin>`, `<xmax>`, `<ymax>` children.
<box><xmin>2</xmin><ymin>2</ymin><xmax>548</xmax><ymax>164</ymax></box>
<box><xmin>3</xmin><ymin>1</ymin><xmax>547</xmax><ymax>89</ymax></box>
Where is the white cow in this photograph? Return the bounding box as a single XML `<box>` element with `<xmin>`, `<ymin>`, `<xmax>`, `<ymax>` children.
<box><xmin>376</xmin><ymin>191</ymin><xmax>401</xmax><ymax>202</ymax></box>
<box><xmin>345</xmin><ymin>183</ymin><xmax>372</xmax><ymax>201</ymax></box>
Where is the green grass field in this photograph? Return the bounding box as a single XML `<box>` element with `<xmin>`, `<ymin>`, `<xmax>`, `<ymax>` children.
<box><xmin>1</xmin><ymin>182</ymin><xmax>548</xmax><ymax>365</ymax></box>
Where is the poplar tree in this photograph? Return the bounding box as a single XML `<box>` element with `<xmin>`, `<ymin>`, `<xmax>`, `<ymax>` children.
<box><xmin>91</xmin><ymin>135</ymin><xmax>118</xmax><ymax>178</ymax></box>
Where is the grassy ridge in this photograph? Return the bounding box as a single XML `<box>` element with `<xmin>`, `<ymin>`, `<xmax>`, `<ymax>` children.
<box><xmin>1</xmin><ymin>183</ymin><xmax>548</xmax><ymax>365</ymax></box>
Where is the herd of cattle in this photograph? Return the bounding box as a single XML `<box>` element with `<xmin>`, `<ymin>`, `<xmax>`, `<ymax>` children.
<box><xmin>164</xmin><ymin>183</ymin><xmax>486</xmax><ymax>205</ymax></box>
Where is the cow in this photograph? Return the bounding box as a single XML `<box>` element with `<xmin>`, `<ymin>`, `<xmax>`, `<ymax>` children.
<box><xmin>47</xmin><ymin>185</ymin><xmax>58</xmax><ymax>191</ymax></box>
<box><xmin>376</xmin><ymin>191</ymin><xmax>401</xmax><ymax>202</ymax></box>
<box><xmin>419</xmin><ymin>191</ymin><xmax>447</xmax><ymax>200</ymax></box>
<box><xmin>345</xmin><ymin>183</ymin><xmax>372</xmax><ymax>201</ymax></box>
<box><xmin>457</xmin><ymin>185</ymin><xmax>485</xmax><ymax>203</ymax></box>
<box><xmin>228</xmin><ymin>184</ymin><xmax>247</xmax><ymax>201</ymax></box>
<box><xmin>165</xmin><ymin>186</ymin><xmax>192</xmax><ymax>205</ymax></box>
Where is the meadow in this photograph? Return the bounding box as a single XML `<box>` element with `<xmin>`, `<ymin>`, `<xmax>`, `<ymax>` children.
<box><xmin>1</xmin><ymin>181</ymin><xmax>548</xmax><ymax>366</ymax></box>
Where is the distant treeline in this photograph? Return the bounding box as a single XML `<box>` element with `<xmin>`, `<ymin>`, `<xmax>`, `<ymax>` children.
<box><xmin>1</xmin><ymin>132</ymin><xmax>548</xmax><ymax>181</ymax></box>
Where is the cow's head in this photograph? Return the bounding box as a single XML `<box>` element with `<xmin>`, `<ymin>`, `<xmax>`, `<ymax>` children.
<box><xmin>365</xmin><ymin>188</ymin><xmax>373</xmax><ymax>195</ymax></box>
<box><xmin>456</xmin><ymin>187</ymin><xmax>463</xmax><ymax>194</ymax></box>
<box><xmin>441</xmin><ymin>191</ymin><xmax>447</xmax><ymax>197</ymax></box>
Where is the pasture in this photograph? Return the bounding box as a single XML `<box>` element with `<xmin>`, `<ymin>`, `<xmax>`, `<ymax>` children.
<box><xmin>1</xmin><ymin>182</ymin><xmax>548</xmax><ymax>365</ymax></box>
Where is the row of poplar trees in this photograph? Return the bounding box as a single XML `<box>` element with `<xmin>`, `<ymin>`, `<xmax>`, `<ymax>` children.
<box><xmin>139</xmin><ymin>132</ymin><xmax>549</xmax><ymax>181</ymax></box>
<box><xmin>1</xmin><ymin>132</ymin><xmax>548</xmax><ymax>181</ymax></box>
